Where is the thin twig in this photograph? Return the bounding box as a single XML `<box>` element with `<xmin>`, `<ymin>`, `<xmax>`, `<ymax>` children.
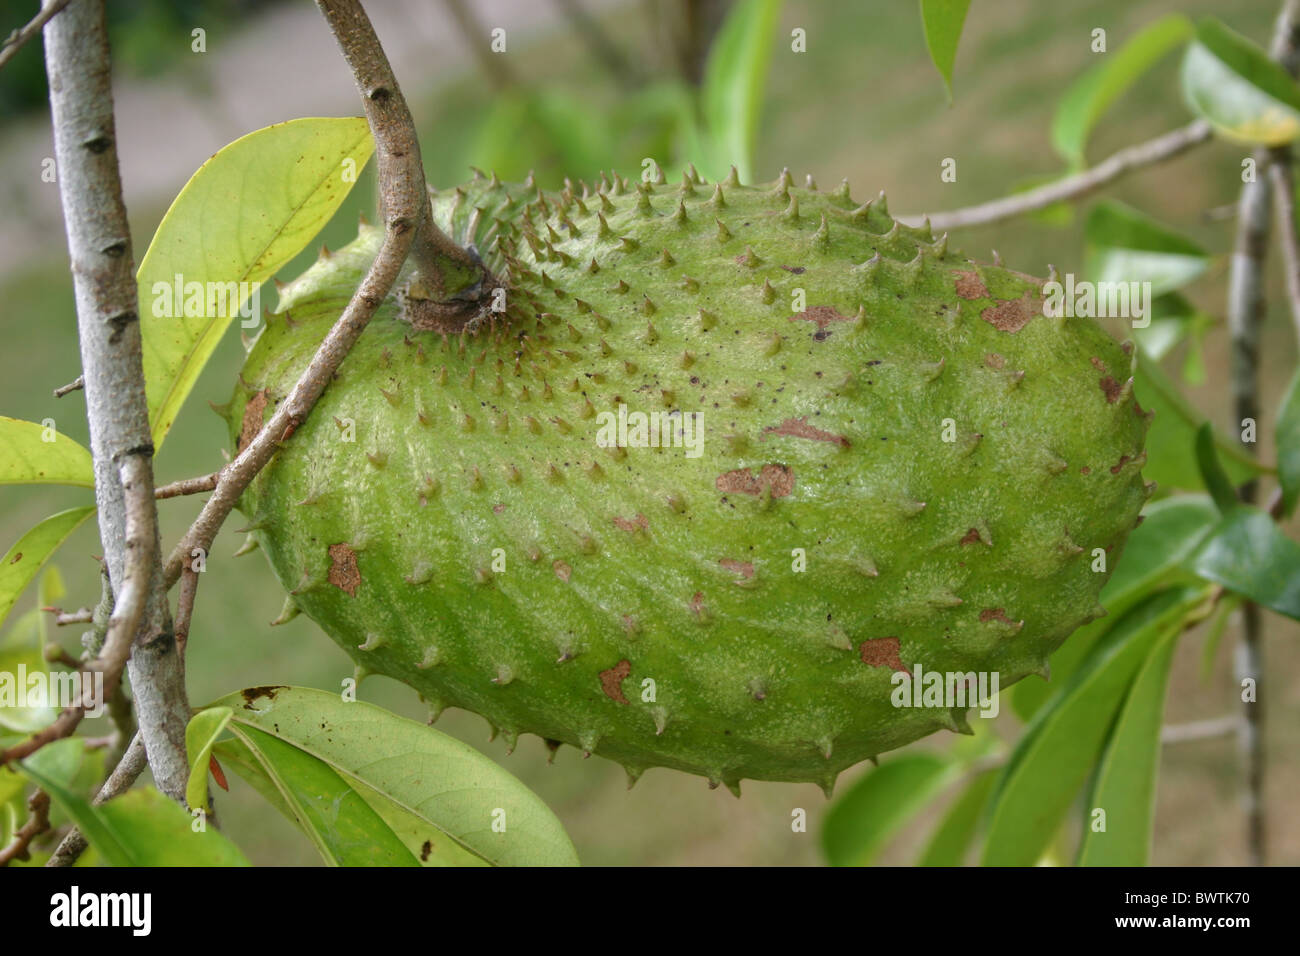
<box><xmin>174</xmin><ymin>566</ymin><xmax>198</xmax><ymax>656</ymax></box>
<box><xmin>42</xmin><ymin>605</ymin><xmax>92</xmax><ymax>626</ymax></box>
<box><xmin>0</xmin><ymin>0</ymin><xmax>71</xmax><ymax>71</ymax></box>
<box><xmin>46</xmin><ymin>733</ymin><xmax>146</xmax><ymax>867</ymax></box>
<box><xmin>40</xmin><ymin>0</ymin><xmax>190</xmax><ymax>797</ymax></box>
<box><xmin>901</xmin><ymin>120</ymin><xmax>1213</xmax><ymax>231</ymax></box>
<box><xmin>155</xmin><ymin>471</ymin><xmax>218</xmax><ymax>499</ymax></box>
<box><xmin>163</xmin><ymin>0</ymin><xmax>437</xmax><ymax>589</ymax></box>
<box><xmin>52</xmin><ymin>374</ymin><xmax>83</xmax><ymax>398</ymax></box>
<box><xmin>1267</xmin><ymin>147</ymin><xmax>1300</xmax><ymax>344</ymax></box>
<box><xmin>0</xmin><ymin>790</ymin><xmax>51</xmax><ymax>866</ymax></box>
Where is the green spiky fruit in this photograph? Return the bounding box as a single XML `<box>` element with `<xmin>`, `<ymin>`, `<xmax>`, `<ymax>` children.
<box><xmin>228</xmin><ymin>167</ymin><xmax>1150</xmax><ymax>793</ymax></box>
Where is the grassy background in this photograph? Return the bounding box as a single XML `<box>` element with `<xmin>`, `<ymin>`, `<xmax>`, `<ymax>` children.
<box><xmin>1</xmin><ymin>0</ymin><xmax>1296</xmax><ymax>865</ymax></box>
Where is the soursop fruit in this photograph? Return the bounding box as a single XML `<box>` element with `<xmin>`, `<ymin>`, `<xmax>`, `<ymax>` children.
<box><xmin>227</xmin><ymin>167</ymin><xmax>1151</xmax><ymax>794</ymax></box>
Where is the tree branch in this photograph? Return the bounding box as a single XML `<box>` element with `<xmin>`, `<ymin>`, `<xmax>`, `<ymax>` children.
<box><xmin>0</xmin><ymin>790</ymin><xmax>51</xmax><ymax>866</ymax></box>
<box><xmin>0</xmin><ymin>0</ymin><xmax>71</xmax><ymax>71</ymax></box>
<box><xmin>155</xmin><ymin>471</ymin><xmax>218</xmax><ymax>499</ymax></box>
<box><xmin>901</xmin><ymin>120</ymin><xmax>1213</xmax><ymax>231</ymax></box>
<box><xmin>42</xmin><ymin>0</ymin><xmax>190</xmax><ymax>798</ymax></box>
<box><xmin>163</xmin><ymin>0</ymin><xmax>430</xmax><ymax>588</ymax></box>
<box><xmin>46</xmin><ymin>733</ymin><xmax>146</xmax><ymax>867</ymax></box>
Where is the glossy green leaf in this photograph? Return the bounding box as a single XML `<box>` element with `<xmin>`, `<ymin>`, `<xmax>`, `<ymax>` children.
<box><xmin>1278</xmin><ymin>368</ymin><xmax>1300</xmax><ymax>516</ymax></box>
<box><xmin>918</xmin><ymin>769</ymin><xmax>996</xmax><ymax>866</ymax></box>
<box><xmin>0</xmin><ymin>506</ymin><xmax>96</xmax><ymax>632</ymax></box>
<box><xmin>184</xmin><ymin>706</ymin><xmax>232</xmax><ymax>811</ymax></box>
<box><xmin>1085</xmin><ymin>200</ymin><xmax>1208</xmax><ymax>296</ymax></box>
<box><xmin>1182</xmin><ymin>17</ymin><xmax>1300</xmax><ymax>145</ymax></box>
<box><xmin>18</xmin><ymin>764</ymin><xmax>249</xmax><ymax>866</ymax></box>
<box><xmin>919</xmin><ymin>0</ymin><xmax>970</xmax><ymax>100</ymax></box>
<box><xmin>983</xmin><ymin>587</ymin><xmax>1206</xmax><ymax>866</ymax></box>
<box><xmin>1053</xmin><ymin>15</ymin><xmax>1193</xmax><ymax>167</ymax></box>
<box><xmin>1195</xmin><ymin>423</ymin><xmax>1239</xmax><ymax>513</ymax></box>
<box><xmin>139</xmin><ymin>117</ymin><xmax>374</xmax><ymax>447</ymax></box>
<box><xmin>699</xmin><ymin>0</ymin><xmax>783</xmax><ymax>182</ymax></box>
<box><xmin>1077</xmin><ymin>630</ymin><xmax>1180</xmax><ymax>866</ymax></box>
<box><xmin>1187</xmin><ymin>507</ymin><xmax>1300</xmax><ymax>620</ymax></box>
<box><xmin>1135</xmin><ymin>348</ymin><xmax>1264</xmax><ymax>491</ymax></box>
<box><xmin>822</xmin><ymin>752</ymin><xmax>961</xmax><ymax>866</ymax></box>
<box><xmin>210</xmin><ymin>686</ymin><xmax>578</xmax><ymax>866</ymax></box>
<box><xmin>0</xmin><ymin>417</ymin><xmax>94</xmax><ymax>488</ymax></box>
<box><xmin>225</xmin><ymin>724</ymin><xmax>424</xmax><ymax>866</ymax></box>
<box><xmin>1011</xmin><ymin>495</ymin><xmax>1219</xmax><ymax>721</ymax></box>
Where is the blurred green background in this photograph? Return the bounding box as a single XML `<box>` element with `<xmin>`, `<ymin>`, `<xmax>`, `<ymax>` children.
<box><xmin>1</xmin><ymin>0</ymin><xmax>1296</xmax><ymax>865</ymax></box>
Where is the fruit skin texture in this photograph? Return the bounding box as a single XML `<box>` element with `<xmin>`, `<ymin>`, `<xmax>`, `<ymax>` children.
<box><xmin>228</xmin><ymin>168</ymin><xmax>1150</xmax><ymax>793</ymax></box>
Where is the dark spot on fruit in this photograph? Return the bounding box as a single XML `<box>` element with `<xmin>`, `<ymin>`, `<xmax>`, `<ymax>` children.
<box><xmin>788</xmin><ymin>305</ymin><xmax>851</xmax><ymax>331</ymax></box>
<box><xmin>690</xmin><ymin>591</ymin><xmax>707</xmax><ymax>617</ymax></box>
<box><xmin>327</xmin><ymin>543</ymin><xmax>360</xmax><ymax>597</ymax></box>
<box><xmin>715</xmin><ymin>464</ymin><xmax>795</xmax><ymax>498</ymax></box>
<box><xmin>761</xmin><ymin>416</ymin><xmax>849</xmax><ymax>447</ymax></box>
<box><xmin>421</xmin><ymin>840</ymin><xmax>432</xmax><ymax>861</ymax></box>
<box><xmin>553</xmin><ymin>559</ymin><xmax>572</xmax><ymax>582</ymax></box>
<box><xmin>859</xmin><ymin>637</ymin><xmax>907</xmax><ymax>672</ymax></box>
<box><xmin>980</xmin><ymin>291</ymin><xmax>1040</xmax><ymax>333</ymax></box>
<box><xmin>1110</xmin><ymin>454</ymin><xmax>1131</xmax><ymax>475</ymax></box>
<box><xmin>1090</xmin><ymin>356</ymin><xmax>1107</xmax><ymax>372</ymax></box>
<box><xmin>979</xmin><ymin>608</ymin><xmax>1015</xmax><ymax>626</ymax></box>
<box><xmin>599</xmin><ymin>659</ymin><xmax>632</xmax><ymax>704</ymax></box>
<box><xmin>984</xmin><ymin>353</ymin><xmax>1005</xmax><ymax>369</ymax></box>
<box><xmin>239</xmin><ymin>388</ymin><xmax>271</xmax><ymax>451</ymax></box>
<box><xmin>9</xmin><ymin>552</ymin><xmax>21</xmax><ymax>564</ymax></box>
<box><xmin>1080</xmin><ymin>466</ymin><xmax>1091</xmax><ymax>475</ymax></box>
<box><xmin>492</xmin><ymin>503</ymin><xmax>505</xmax><ymax>514</ymax></box>
<box><xmin>780</xmin><ymin>265</ymin><xmax>806</xmax><ymax>274</ymax></box>
<box><xmin>959</xmin><ymin>528</ymin><xmax>982</xmax><ymax>546</ymax></box>
<box><xmin>612</xmin><ymin>513</ymin><xmax>649</xmax><ymax>532</ymax></box>
<box><xmin>719</xmin><ymin>558</ymin><xmax>755</xmax><ymax>579</ymax></box>
<box><xmin>1099</xmin><ymin>376</ymin><xmax>1124</xmax><ymax>403</ymax></box>
<box><xmin>952</xmin><ymin>270</ymin><xmax>989</xmax><ymax>299</ymax></box>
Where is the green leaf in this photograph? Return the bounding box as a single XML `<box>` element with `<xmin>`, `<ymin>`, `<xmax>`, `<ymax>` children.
<box><xmin>1053</xmin><ymin>15</ymin><xmax>1193</xmax><ymax>167</ymax></box>
<box><xmin>1182</xmin><ymin>17</ymin><xmax>1300</xmax><ymax>145</ymax></box>
<box><xmin>0</xmin><ymin>417</ymin><xmax>94</xmax><ymax>488</ymax></box>
<box><xmin>699</xmin><ymin>0</ymin><xmax>783</xmax><ymax>183</ymax></box>
<box><xmin>822</xmin><ymin>752</ymin><xmax>962</xmax><ymax>866</ymax></box>
<box><xmin>1195</xmin><ymin>422</ymin><xmax>1239</xmax><ymax>513</ymax></box>
<box><xmin>184</xmin><ymin>706</ymin><xmax>232</xmax><ymax>811</ymax></box>
<box><xmin>18</xmin><ymin>763</ymin><xmax>249</xmax><ymax>866</ymax></box>
<box><xmin>1277</xmin><ymin>368</ymin><xmax>1300</xmax><ymax>516</ymax></box>
<box><xmin>1187</xmin><ymin>506</ymin><xmax>1300</xmax><ymax>620</ymax></box>
<box><xmin>983</xmin><ymin>587</ymin><xmax>1207</xmax><ymax>865</ymax></box>
<box><xmin>919</xmin><ymin>0</ymin><xmax>971</xmax><ymax>100</ymax></box>
<box><xmin>1011</xmin><ymin>495</ymin><xmax>1219</xmax><ymax>721</ymax></box>
<box><xmin>918</xmin><ymin>769</ymin><xmax>996</xmax><ymax>866</ymax></box>
<box><xmin>0</xmin><ymin>610</ymin><xmax>56</xmax><ymax>732</ymax></box>
<box><xmin>0</xmin><ymin>507</ymin><xmax>96</xmax><ymax>632</ymax></box>
<box><xmin>209</xmin><ymin>686</ymin><xmax>578</xmax><ymax>866</ymax></box>
<box><xmin>1085</xmin><ymin>200</ymin><xmax>1208</xmax><ymax>296</ymax></box>
<box><xmin>1135</xmin><ymin>348</ymin><xmax>1264</xmax><ymax>491</ymax></box>
<box><xmin>1077</xmin><ymin>629</ymin><xmax>1180</xmax><ymax>866</ymax></box>
<box><xmin>223</xmin><ymin>724</ymin><xmax>424</xmax><ymax>866</ymax></box>
<box><xmin>139</xmin><ymin>117</ymin><xmax>374</xmax><ymax>447</ymax></box>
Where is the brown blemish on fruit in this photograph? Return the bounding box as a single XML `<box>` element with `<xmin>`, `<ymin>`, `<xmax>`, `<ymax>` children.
<box><xmin>1090</xmin><ymin>356</ymin><xmax>1107</xmax><ymax>372</ymax></box>
<box><xmin>1099</xmin><ymin>376</ymin><xmax>1123</xmax><ymax>403</ymax></box>
<box><xmin>959</xmin><ymin>528</ymin><xmax>982</xmax><ymax>546</ymax></box>
<box><xmin>953</xmin><ymin>270</ymin><xmax>989</xmax><ymax>300</ymax></box>
<box><xmin>1080</xmin><ymin>466</ymin><xmax>1091</xmax><ymax>475</ymax></box>
<box><xmin>788</xmin><ymin>305</ymin><xmax>852</xmax><ymax>330</ymax></box>
<box><xmin>859</xmin><ymin>637</ymin><xmax>907</xmax><ymax>672</ymax></box>
<box><xmin>715</xmin><ymin>464</ymin><xmax>795</xmax><ymax>498</ymax></box>
<box><xmin>239</xmin><ymin>389</ymin><xmax>270</xmax><ymax>451</ymax></box>
<box><xmin>1110</xmin><ymin>454</ymin><xmax>1132</xmax><ymax>475</ymax></box>
<box><xmin>9</xmin><ymin>553</ymin><xmax>21</xmax><ymax>564</ymax></box>
<box><xmin>553</xmin><ymin>559</ymin><xmax>572</xmax><ymax>582</ymax></box>
<box><xmin>421</xmin><ymin>841</ymin><xmax>432</xmax><ymax>861</ymax></box>
<box><xmin>979</xmin><ymin>608</ymin><xmax>1013</xmax><ymax>625</ymax></box>
<box><xmin>613</xmin><ymin>513</ymin><xmax>649</xmax><ymax>533</ymax></box>
<box><xmin>984</xmin><ymin>353</ymin><xmax>1005</xmax><ymax>369</ymax></box>
<box><xmin>327</xmin><ymin>543</ymin><xmax>360</xmax><ymax>597</ymax></box>
<box><xmin>761</xmin><ymin>416</ymin><xmax>849</xmax><ymax>448</ymax></box>
<box><xmin>689</xmin><ymin>591</ymin><xmax>707</xmax><ymax>617</ymax></box>
<box><xmin>599</xmin><ymin>659</ymin><xmax>632</xmax><ymax>704</ymax></box>
<box><xmin>980</xmin><ymin>291</ymin><xmax>1040</xmax><ymax>333</ymax></box>
<box><xmin>492</xmin><ymin>503</ymin><xmax>506</xmax><ymax>514</ymax></box>
<box><xmin>719</xmin><ymin>558</ymin><xmax>755</xmax><ymax>578</ymax></box>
